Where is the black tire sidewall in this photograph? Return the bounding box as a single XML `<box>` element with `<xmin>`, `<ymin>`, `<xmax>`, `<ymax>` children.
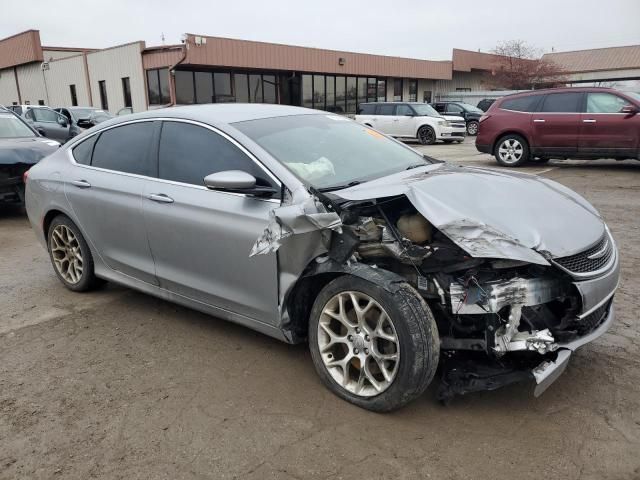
<box><xmin>418</xmin><ymin>126</ymin><xmax>436</xmax><ymax>145</ymax></box>
<box><xmin>308</xmin><ymin>275</ymin><xmax>439</xmax><ymax>412</ymax></box>
<box><xmin>494</xmin><ymin>134</ymin><xmax>530</xmax><ymax>167</ymax></box>
<box><xmin>47</xmin><ymin>215</ymin><xmax>98</xmax><ymax>292</ymax></box>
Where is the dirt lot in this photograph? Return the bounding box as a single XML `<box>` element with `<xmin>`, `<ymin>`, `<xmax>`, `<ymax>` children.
<box><xmin>1</xmin><ymin>138</ymin><xmax>639</xmax><ymax>480</ymax></box>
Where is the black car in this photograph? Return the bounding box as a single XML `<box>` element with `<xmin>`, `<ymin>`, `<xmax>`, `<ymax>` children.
<box><xmin>477</xmin><ymin>98</ymin><xmax>496</xmax><ymax>112</ymax></box>
<box><xmin>0</xmin><ymin>108</ymin><xmax>60</xmax><ymax>205</ymax></box>
<box><xmin>430</xmin><ymin>101</ymin><xmax>484</xmax><ymax>135</ymax></box>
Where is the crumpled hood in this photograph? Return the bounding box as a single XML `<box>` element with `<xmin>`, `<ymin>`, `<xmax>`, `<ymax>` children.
<box><xmin>335</xmin><ymin>163</ymin><xmax>605</xmax><ymax>264</ymax></box>
<box><xmin>0</xmin><ymin>137</ymin><xmax>59</xmax><ymax>166</ymax></box>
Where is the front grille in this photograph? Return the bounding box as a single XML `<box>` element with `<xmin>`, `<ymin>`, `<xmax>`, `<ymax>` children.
<box><xmin>553</xmin><ymin>233</ymin><xmax>613</xmax><ymax>274</ymax></box>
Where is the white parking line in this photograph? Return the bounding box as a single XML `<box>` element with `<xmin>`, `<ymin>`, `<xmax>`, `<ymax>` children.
<box><xmin>531</xmin><ymin>166</ymin><xmax>558</xmax><ymax>176</ymax></box>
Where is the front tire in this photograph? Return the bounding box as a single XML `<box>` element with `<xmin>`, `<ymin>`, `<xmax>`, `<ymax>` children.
<box><xmin>308</xmin><ymin>275</ymin><xmax>439</xmax><ymax>412</ymax></box>
<box><xmin>466</xmin><ymin>120</ymin><xmax>479</xmax><ymax>136</ymax></box>
<box><xmin>47</xmin><ymin>215</ymin><xmax>100</xmax><ymax>292</ymax></box>
<box><xmin>417</xmin><ymin>126</ymin><xmax>436</xmax><ymax>145</ymax></box>
<box><xmin>494</xmin><ymin>134</ymin><xmax>530</xmax><ymax>167</ymax></box>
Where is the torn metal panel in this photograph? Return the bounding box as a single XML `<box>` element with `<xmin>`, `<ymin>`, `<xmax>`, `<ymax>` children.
<box><xmin>250</xmin><ymin>193</ymin><xmax>342</xmax><ymax>257</ymax></box>
<box><xmin>334</xmin><ymin>162</ymin><xmax>606</xmax><ymax>260</ymax></box>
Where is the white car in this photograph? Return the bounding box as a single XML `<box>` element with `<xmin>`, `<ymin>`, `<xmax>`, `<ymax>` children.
<box><xmin>355</xmin><ymin>102</ymin><xmax>466</xmax><ymax>145</ymax></box>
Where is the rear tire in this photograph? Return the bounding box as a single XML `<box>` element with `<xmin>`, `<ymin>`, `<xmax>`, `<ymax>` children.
<box><xmin>494</xmin><ymin>134</ymin><xmax>530</xmax><ymax>167</ymax></box>
<box><xmin>418</xmin><ymin>126</ymin><xmax>436</xmax><ymax>145</ymax></box>
<box><xmin>47</xmin><ymin>215</ymin><xmax>101</xmax><ymax>292</ymax></box>
<box><xmin>308</xmin><ymin>275</ymin><xmax>439</xmax><ymax>412</ymax></box>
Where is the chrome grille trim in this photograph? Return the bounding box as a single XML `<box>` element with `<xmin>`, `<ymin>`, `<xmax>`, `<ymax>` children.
<box><xmin>552</xmin><ymin>229</ymin><xmax>616</xmax><ymax>279</ymax></box>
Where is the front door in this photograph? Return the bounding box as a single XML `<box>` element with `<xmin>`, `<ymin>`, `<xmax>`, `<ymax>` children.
<box><xmin>27</xmin><ymin>108</ymin><xmax>70</xmax><ymax>143</ymax></box>
<box><xmin>531</xmin><ymin>92</ymin><xmax>583</xmax><ymax>157</ymax></box>
<box><xmin>142</xmin><ymin>120</ymin><xmax>280</xmax><ymax>324</ymax></box>
<box><xmin>579</xmin><ymin>91</ymin><xmax>640</xmax><ymax>157</ymax></box>
<box><xmin>64</xmin><ymin>121</ymin><xmax>158</xmax><ymax>285</ymax></box>
<box><xmin>371</xmin><ymin>104</ymin><xmax>396</xmax><ymax>135</ymax></box>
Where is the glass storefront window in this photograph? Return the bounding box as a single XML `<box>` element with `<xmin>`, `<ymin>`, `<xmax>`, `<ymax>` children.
<box><xmin>335</xmin><ymin>76</ymin><xmax>346</xmax><ymax>114</ymax></box>
<box><xmin>302</xmin><ymin>75</ymin><xmax>313</xmax><ymax>109</ymax></box>
<box><xmin>377</xmin><ymin>79</ymin><xmax>386</xmax><ymax>102</ymax></box>
<box><xmin>175</xmin><ymin>70</ymin><xmax>195</xmax><ymax>104</ymax></box>
<box><xmin>357</xmin><ymin>78</ymin><xmax>367</xmax><ymax>112</ymax></box>
<box><xmin>346</xmin><ymin>77</ymin><xmax>357</xmax><ymax>114</ymax></box>
<box><xmin>367</xmin><ymin>78</ymin><xmax>377</xmax><ymax>103</ymax></box>
<box><xmin>249</xmin><ymin>74</ymin><xmax>263</xmax><ymax>103</ymax></box>
<box><xmin>195</xmin><ymin>72</ymin><xmax>214</xmax><ymax>104</ymax></box>
<box><xmin>263</xmin><ymin>75</ymin><xmax>277</xmax><ymax>104</ymax></box>
<box><xmin>313</xmin><ymin>75</ymin><xmax>325</xmax><ymax>110</ymax></box>
<box><xmin>393</xmin><ymin>78</ymin><xmax>403</xmax><ymax>102</ymax></box>
<box><xmin>235</xmin><ymin>74</ymin><xmax>249</xmax><ymax>103</ymax></box>
<box><xmin>325</xmin><ymin>75</ymin><xmax>335</xmax><ymax>112</ymax></box>
<box><xmin>408</xmin><ymin>79</ymin><xmax>417</xmax><ymax>102</ymax></box>
<box><xmin>214</xmin><ymin>73</ymin><xmax>233</xmax><ymax>103</ymax></box>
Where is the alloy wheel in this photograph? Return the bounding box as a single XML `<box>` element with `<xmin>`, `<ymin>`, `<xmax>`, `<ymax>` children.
<box><xmin>498</xmin><ymin>138</ymin><xmax>524</xmax><ymax>164</ymax></box>
<box><xmin>50</xmin><ymin>224</ymin><xmax>84</xmax><ymax>284</ymax></box>
<box><xmin>419</xmin><ymin>128</ymin><xmax>435</xmax><ymax>144</ymax></box>
<box><xmin>467</xmin><ymin>121</ymin><xmax>478</xmax><ymax>135</ymax></box>
<box><xmin>317</xmin><ymin>291</ymin><xmax>400</xmax><ymax>397</ymax></box>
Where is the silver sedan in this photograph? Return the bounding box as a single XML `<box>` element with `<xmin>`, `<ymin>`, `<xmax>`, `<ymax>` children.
<box><xmin>25</xmin><ymin>105</ymin><xmax>619</xmax><ymax>411</ymax></box>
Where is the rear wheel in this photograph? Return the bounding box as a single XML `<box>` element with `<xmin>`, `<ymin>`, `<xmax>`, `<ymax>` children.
<box><xmin>418</xmin><ymin>126</ymin><xmax>436</xmax><ymax>145</ymax></box>
<box><xmin>308</xmin><ymin>275</ymin><xmax>439</xmax><ymax>412</ymax></box>
<box><xmin>494</xmin><ymin>134</ymin><xmax>530</xmax><ymax>167</ymax></box>
<box><xmin>48</xmin><ymin>215</ymin><xmax>100</xmax><ymax>292</ymax></box>
<box><xmin>466</xmin><ymin>120</ymin><xmax>479</xmax><ymax>136</ymax></box>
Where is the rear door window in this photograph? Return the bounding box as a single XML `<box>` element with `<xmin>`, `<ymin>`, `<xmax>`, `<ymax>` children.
<box><xmin>586</xmin><ymin>93</ymin><xmax>628</xmax><ymax>113</ymax></box>
<box><xmin>358</xmin><ymin>104</ymin><xmax>376</xmax><ymax>115</ymax></box>
<box><xmin>395</xmin><ymin>105</ymin><xmax>413</xmax><ymax>116</ymax></box>
<box><xmin>500</xmin><ymin>95</ymin><xmax>543</xmax><ymax>112</ymax></box>
<box><xmin>91</xmin><ymin>122</ymin><xmax>155</xmax><ymax>176</ymax></box>
<box><xmin>376</xmin><ymin>104</ymin><xmax>395</xmax><ymax>115</ymax></box>
<box><xmin>540</xmin><ymin>92</ymin><xmax>583</xmax><ymax>113</ymax></box>
<box><xmin>157</xmin><ymin>121</ymin><xmax>275</xmax><ymax>187</ymax></box>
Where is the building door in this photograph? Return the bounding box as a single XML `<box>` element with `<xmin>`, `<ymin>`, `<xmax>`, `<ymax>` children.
<box><xmin>423</xmin><ymin>91</ymin><xmax>432</xmax><ymax>103</ymax></box>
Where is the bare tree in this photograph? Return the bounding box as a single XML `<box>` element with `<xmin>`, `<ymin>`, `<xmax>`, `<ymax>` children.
<box><xmin>484</xmin><ymin>40</ymin><xmax>566</xmax><ymax>90</ymax></box>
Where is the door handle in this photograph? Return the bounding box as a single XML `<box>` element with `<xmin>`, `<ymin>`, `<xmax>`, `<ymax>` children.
<box><xmin>70</xmin><ymin>179</ymin><xmax>91</xmax><ymax>188</ymax></box>
<box><xmin>147</xmin><ymin>193</ymin><xmax>174</xmax><ymax>204</ymax></box>
<box><xmin>583</xmin><ymin>119</ymin><xmax>597</xmax><ymax>123</ymax></box>
<box><xmin>393</xmin><ymin>119</ymin><xmax>399</xmax><ymax>122</ymax></box>
<box><xmin>533</xmin><ymin>119</ymin><xmax>546</xmax><ymax>123</ymax></box>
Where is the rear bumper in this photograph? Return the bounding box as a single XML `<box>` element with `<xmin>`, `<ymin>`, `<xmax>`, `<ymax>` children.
<box><xmin>475</xmin><ymin>143</ymin><xmax>491</xmax><ymax>154</ymax></box>
<box><xmin>0</xmin><ymin>176</ymin><xmax>24</xmax><ymax>204</ymax></box>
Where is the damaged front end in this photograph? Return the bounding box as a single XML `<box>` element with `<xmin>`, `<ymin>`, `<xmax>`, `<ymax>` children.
<box><xmin>252</xmin><ymin>165</ymin><xmax>618</xmax><ymax>401</ymax></box>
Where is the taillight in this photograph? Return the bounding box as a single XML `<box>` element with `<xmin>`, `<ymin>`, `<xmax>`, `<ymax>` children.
<box><xmin>479</xmin><ymin>114</ymin><xmax>491</xmax><ymax>123</ymax></box>
<box><xmin>23</xmin><ymin>169</ymin><xmax>29</xmax><ymax>184</ymax></box>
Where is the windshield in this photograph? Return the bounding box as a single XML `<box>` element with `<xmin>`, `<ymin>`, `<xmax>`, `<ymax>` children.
<box><xmin>72</xmin><ymin>108</ymin><xmax>113</xmax><ymax>122</ymax></box>
<box><xmin>234</xmin><ymin>114</ymin><xmax>429</xmax><ymax>190</ymax></box>
<box><xmin>0</xmin><ymin>116</ymin><xmax>36</xmax><ymax>138</ymax></box>
<box><xmin>411</xmin><ymin>104</ymin><xmax>441</xmax><ymax>117</ymax></box>
<box><xmin>460</xmin><ymin>103</ymin><xmax>484</xmax><ymax>113</ymax></box>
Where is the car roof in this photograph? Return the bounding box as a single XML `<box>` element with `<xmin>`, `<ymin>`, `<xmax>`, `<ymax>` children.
<box><xmin>94</xmin><ymin>104</ymin><xmax>323</xmax><ymax>128</ymax></box>
<box><xmin>500</xmin><ymin>86</ymin><xmax>620</xmax><ymax>100</ymax></box>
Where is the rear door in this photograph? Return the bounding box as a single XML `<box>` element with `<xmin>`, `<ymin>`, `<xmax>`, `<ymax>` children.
<box><xmin>531</xmin><ymin>92</ymin><xmax>583</xmax><ymax>156</ymax></box>
<box><xmin>372</xmin><ymin>104</ymin><xmax>396</xmax><ymax>135</ymax></box>
<box><xmin>579</xmin><ymin>91</ymin><xmax>640</xmax><ymax>157</ymax></box>
<box><xmin>142</xmin><ymin>120</ymin><xmax>280</xmax><ymax>323</ymax></box>
<box><xmin>64</xmin><ymin>121</ymin><xmax>158</xmax><ymax>285</ymax></box>
<box><xmin>392</xmin><ymin>104</ymin><xmax>415</xmax><ymax>137</ymax></box>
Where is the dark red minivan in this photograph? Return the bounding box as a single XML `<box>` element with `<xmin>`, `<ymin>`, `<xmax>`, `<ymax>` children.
<box><xmin>476</xmin><ymin>87</ymin><xmax>640</xmax><ymax>166</ymax></box>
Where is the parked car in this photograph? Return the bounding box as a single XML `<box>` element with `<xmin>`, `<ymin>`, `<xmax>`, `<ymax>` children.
<box><xmin>0</xmin><ymin>107</ymin><xmax>59</xmax><ymax>205</ymax></box>
<box><xmin>10</xmin><ymin>105</ymin><xmax>74</xmax><ymax>143</ymax></box>
<box><xmin>476</xmin><ymin>87</ymin><xmax>640</xmax><ymax>167</ymax></box>
<box><xmin>430</xmin><ymin>101</ymin><xmax>484</xmax><ymax>135</ymax></box>
<box><xmin>477</xmin><ymin>98</ymin><xmax>496</xmax><ymax>112</ymax></box>
<box><xmin>25</xmin><ymin>104</ymin><xmax>619</xmax><ymax>411</ymax></box>
<box><xmin>55</xmin><ymin>107</ymin><xmax>114</xmax><ymax>139</ymax></box>
<box><xmin>355</xmin><ymin>102</ymin><xmax>466</xmax><ymax>144</ymax></box>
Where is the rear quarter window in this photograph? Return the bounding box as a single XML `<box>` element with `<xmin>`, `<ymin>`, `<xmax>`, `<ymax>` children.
<box><xmin>500</xmin><ymin>95</ymin><xmax>543</xmax><ymax>112</ymax></box>
<box><xmin>72</xmin><ymin>135</ymin><xmax>98</xmax><ymax>165</ymax></box>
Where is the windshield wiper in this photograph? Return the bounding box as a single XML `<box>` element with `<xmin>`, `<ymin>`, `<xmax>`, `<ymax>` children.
<box><xmin>318</xmin><ymin>180</ymin><xmax>362</xmax><ymax>192</ymax></box>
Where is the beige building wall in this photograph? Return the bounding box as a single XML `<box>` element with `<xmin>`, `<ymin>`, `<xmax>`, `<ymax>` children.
<box><xmin>15</xmin><ymin>62</ymin><xmax>47</xmax><ymax>104</ymax></box>
<box><xmin>434</xmin><ymin>70</ymin><xmax>488</xmax><ymax>96</ymax></box>
<box><xmin>86</xmin><ymin>42</ymin><xmax>146</xmax><ymax>114</ymax></box>
<box><xmin>44</xmin><ymin>54</ymin><xmax>91</xmax><ymax>107</ymax></box>
<box><xmin>0</xmin><ymin>68</ymin><xmax>20</xmax><ymax>105</ymax></box>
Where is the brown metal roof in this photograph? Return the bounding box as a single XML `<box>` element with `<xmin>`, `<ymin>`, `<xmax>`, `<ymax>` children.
<box><xmin>182</xmin><ymin>34</ymin><xmax>452</xmax><ymax>80</ymax></box>
<box><xmin>0</xmin><ymin>30</ymin><xmax>44</xmax><ymax>69</ymax></box>
<box><xmin>542</xmin><ymin>45</ymin><xmax>640</xmax><ymax>73</ymax></box>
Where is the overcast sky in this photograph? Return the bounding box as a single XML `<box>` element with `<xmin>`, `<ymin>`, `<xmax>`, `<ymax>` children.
<box><xmin>2</xmin><ymin>0</ymin><xmax>639</xmax><ymax>59</ymax></box>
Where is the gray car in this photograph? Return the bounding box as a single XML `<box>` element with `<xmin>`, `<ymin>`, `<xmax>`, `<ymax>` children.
<box><xmin>25</xmin><ymin>104</ymin><xmax>619</xmax><ymax>411</ymax></box>
<box><xmin>10</xmin><ymin>105</ymin><xmax>72</xmax><ymax>143</ymax></box>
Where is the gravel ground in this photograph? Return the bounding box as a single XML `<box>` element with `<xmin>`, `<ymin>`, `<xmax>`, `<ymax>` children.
<box><xmin>1</xmin><ymin>137</ymin><xmax>639</xmax><ymax>480</ymax></box>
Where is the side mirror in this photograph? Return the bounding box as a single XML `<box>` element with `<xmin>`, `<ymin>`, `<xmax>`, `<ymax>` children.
<box><xmin>620</xmin><ymin>105</ymin><xmax>638</xmax><ymax>115</ymax></box>
<box><xmin>204</xmin><ymin>170</ymin><xmax>278</xmax><ymax>197</ymax></box>
<box><xmin>76</xmin><ymin>118</ymin><xmax>93</xmax><ymax>129</ymax></box>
